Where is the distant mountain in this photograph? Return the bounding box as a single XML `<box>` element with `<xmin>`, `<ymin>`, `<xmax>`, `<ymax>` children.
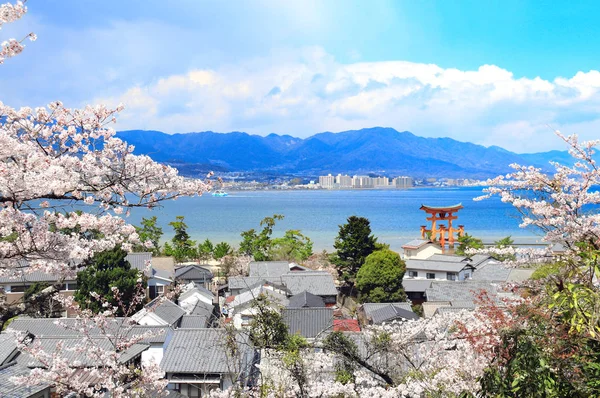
<box><xmin>117</xmin><ymin>128</ymin><xmax>570</xmax><ymax>178</ymax></box>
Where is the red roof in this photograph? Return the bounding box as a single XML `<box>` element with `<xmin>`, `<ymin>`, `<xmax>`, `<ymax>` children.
<box><xmin>334</xmin><ymin>319</ymin><xmax>361</xmax><ymax>332</ymax></box>
<box><xmin>225</xmin><ymin>295</ymin><xmax>236</xmax><ymax>304</ymax></box>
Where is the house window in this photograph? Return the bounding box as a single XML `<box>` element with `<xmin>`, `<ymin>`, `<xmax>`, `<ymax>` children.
<box><xmin>156</xmin><ymin>285</ymin><xmax>164</xmax><ymax>295</ymax></box>
<box><xmin>9</xmin><ymin>285</ymin><xmax>30</xmax><ymax>293</ymax></box>
<box><xmin>408</xmin><ymin>271</ymin><xmax>418</xmax><ymax>278</ymax></box>
<box><xmin>464</xmin><ymin>272</ymin><xmax>471</xmax><ymax>279</ymax></box>
<box><xmin>446</xmin><ymin>273</ymin><xmax>457</xmax><ymax>281</ymax></box>
<box><xmin>426</xmin><ymin>273</ymin><xmax>435</xmax><ymax>280</ymax></box>
<box><xmin>66</xmin><ymin>283</ymin><xmax>77</xmax><ymax>291</ymax></box>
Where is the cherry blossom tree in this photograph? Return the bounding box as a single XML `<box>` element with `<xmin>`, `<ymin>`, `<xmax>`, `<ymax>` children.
<box><xmin>476</xmin><ymin>132</ymin><xmax>600</xmax><ymax>260</ymax></box>
<box><xmin>211</xmin><ymin>311</ymin><xmax>486</xmax><ymax>398</ymax></box>
<box><xmin>0</xmin><ymin>0</ymin><xmax>35</xmax><ymax>63</ymax></box>
<box><xmin>1</xmin><ymin>1</ymin><xmax>210</xmax><ymax>394</ymax></box>
<box><xmin>470</xmin><ymin>132</ymin><xmax>600</xmax><ymax>395</ymax></box>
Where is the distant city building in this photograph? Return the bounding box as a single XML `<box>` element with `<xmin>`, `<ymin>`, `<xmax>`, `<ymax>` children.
<box><xmin>352</xmin><ymin>175</ymin><xmax>374</xmax><ymax>189</ymax></box>
<box><xmin>319</xmin><ymin>174</ymin><xmax>335</xmax><ymax>189</ymax></box>
<box><xmin>373</xmin><ymin>176</ymin><xmax>389</xmax><ymax>187</ymax></box>
<box><xmin>336</xmin><ymin>174</ymin><xmax>352</xmax><ymax>188</ymax></box>
<box><xmin>393</xmin><ymin>176</ymin><xmax>414</xmax><ymax>188</ymax></box>
<box><xmin>316</xmin><ymin>174</ymin><xmax>415</xmax><ymax>189</ymax></box>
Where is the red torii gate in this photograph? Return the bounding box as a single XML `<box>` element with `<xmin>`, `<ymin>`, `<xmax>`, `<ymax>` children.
<box><xmin>419</xmin><ymin>203</ymin><xmax>465</xmax><ymax>247</ymax></box>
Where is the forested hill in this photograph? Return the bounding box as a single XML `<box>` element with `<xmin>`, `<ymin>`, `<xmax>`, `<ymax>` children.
<box><xmin>117</xmin><ymin>127</ymin><xmax>569</xmax><ymax>178</ymax></box>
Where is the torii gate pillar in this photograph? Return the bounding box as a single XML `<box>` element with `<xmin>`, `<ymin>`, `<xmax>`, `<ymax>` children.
<box><xmin>419</xmin><ymin>203</ymin><xmax>465</xmax><ymax>247</ymax></box>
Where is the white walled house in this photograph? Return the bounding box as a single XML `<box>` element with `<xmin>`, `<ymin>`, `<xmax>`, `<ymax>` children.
<box><xmin>405</xmin><ymin>259</ymin><xmax>474</xmax><ymax>281</ymax></box>
<box><xmin>401</xmin><ymin>239</ymin><xmax>442</xmax><ymax>260</ymax></box>
<box><xmin>178</xmin><ymin>283</ymin><xmax>214</xmax><ymax>307</ymax></box>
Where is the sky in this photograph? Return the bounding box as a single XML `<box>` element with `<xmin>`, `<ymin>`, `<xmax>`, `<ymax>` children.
<box><xmin>3</xmin><ymin>0</ymin><xmax>600</xmax><ymax>153</ymax></box>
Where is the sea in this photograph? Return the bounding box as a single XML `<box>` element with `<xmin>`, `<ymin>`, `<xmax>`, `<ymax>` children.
<box><xmin>127</xmin><ymin>187</ymin><xmax>543</xmax><ymax>252</ymax></box>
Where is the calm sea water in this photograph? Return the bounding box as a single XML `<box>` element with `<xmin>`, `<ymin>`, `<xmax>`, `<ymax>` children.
<box><xmin>127</xmin><ymin>187</ymin><xmax>543</xmax><ymax>252</ymax></box>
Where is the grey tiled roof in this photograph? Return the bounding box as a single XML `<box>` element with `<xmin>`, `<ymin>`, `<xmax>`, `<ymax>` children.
<box><xmin>228</xmin><ymin>276</ymin><xmax>266</xmax><ymax>290</ymax></box>
<box><xmin>228</xmin><ymin>276</ymin><xmax>285</xmax><ymax>291</ymax></box>
<box><xmin>362</xmin><ymin>302</ymin><xmax>417</xmax><ymax>324</ymax></box>
<box><xmin>425</xmin><ymin>281</ymin><xmax>498</xmax><ymax>302</ymax></box>
<box><xmin>126</xmin><ymin>252</ymin><xmax>152</xmax><ymax>271</ymax></box>
<box><xmin>7</xmin><ymin>318</ymin><xmax>169</xmax><ymax>346</ymax></box>
<box><xmin>469</xmin><ymin>254</ymin><xmax>494</xmax><ymax>267</ymax></box>
<box><xmin>402</xmin><ymin>239</ymin><xmax>431</xmax><ymax>249</ymax></box>
<box><xmin>17</xmin><ymin>337</ymin><xmax>116</xmax><ymax>367</ymax></box>
<box><xmin>119</xmin><ymin>343</ymin><xmax>150</xmax><ymax>363</ymax></box>
<box><xmin>0</xmin><ymin>334</ymin><xmax>19</xmax><ymax>366</ymax></box>
<box><xmin>144</xmin><ymin>298</ymin><xmax>186</xmax><ymax>326</ymax></box>
<box><xmin>128</xmin><ymin>325</ymin><xmax>170</xmax><ymax>344</ymax></box>
<box><xmin>450</xmin><ymin>300</ymin><xmax>477</xmax><ymax>308</ymax></box>
<box><xmin>174</xmin><ymin>265</ymin><xmax>213</xmax><ymax>281</ymax></box>
<box><xmin>0</xmin><ymin>362</ymin><xmax>51</xmax><ymax>397</ymax></box>
<box><xmin>405</xmin><ymin>259</ymin><xmax>472</xmax><ymax>273</ymax></box>
<box><xmin>8</xmin><ymin>317</ymin><xmax>134</xmax><ymax>337</ymax></box>
<box><xmin>149</xmin><ymin>267</ymin><xmax>173</xmax><ymax>281</ymax></box>
<box><xmin>160</xmin><ymin>329</ymin><xmax>246</xmax><ymax>373</ymax></box>
<box><xmin>289</xmin><ymin>263</ymin><xmax>309</xmax><ymax>271</ymax></box>
<box><xmin>179</xmin><ymin>315</ymin><xmax>209</xmax><ymax>328</ymax></box>
<box><xmin>287</xmin><ymin>291</ymin><xmax>326</xmax><ymax>308</ymax></box>
<box><xmin>282</xmin><ymin>308</ymin><xmax>334</xmax><ymax>339</ymax></box>
<box><xmin>401</xmin><ymin>279</ymin><xmax>433</xmax><ymax>292</ymax></box>
<box><xmin>471</xmin><ymin>262</ymin><xmax>511</xmax><ymax>282</ymax></box>
<box><xmin>368</xmin><ymin>304</ymin><xmax>419</xmax><ymax>324</ymax></box>
<box><xmin>249</xmin><ymin>261</ymin><xmax>290</xmax><ymax>278</ymax></box>
<box><xmin>427</xmin><ymin>254</ymin><xmax>468</xmax><ymax>263</ymax></box>
<box><xmin>281</xmin><ymin>272</ymin><xmax>338</xmax><ymax>297</ymax></box>
<box><xmin>362</xmin><ymin>302</ymin><xmax>413</xmax><ymax>314</ymax></box>
<box><xmin>18</xmin><ymin>337</ymin><xmax>147</xmax><ymax>368</ymax></box>
<box><xmin>0</xmin><ymin>269</ymin><xmax>76</xmax><ymax>284</ymax></box>
<box><xmin>187</xmin><ymin>300</ymin><xmax>214</xmax><ymax>317</ymax></box>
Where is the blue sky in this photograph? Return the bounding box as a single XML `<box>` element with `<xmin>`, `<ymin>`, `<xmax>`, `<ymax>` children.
<box><xmin>3</xmin><ymin>0</ymin><xmax>600</xmax><ymax>152</ymax></box>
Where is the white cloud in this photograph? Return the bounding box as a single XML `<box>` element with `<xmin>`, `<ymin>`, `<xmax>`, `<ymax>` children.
<box><xmin>89</xmin><ymin>47</ymin><xmax>600</xmax><ymax>153</ymax></box>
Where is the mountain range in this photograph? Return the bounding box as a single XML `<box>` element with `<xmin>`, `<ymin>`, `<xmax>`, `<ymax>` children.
<box><xmin>116</xmin><ymin>127</ymin><xmax>570</xmax><ymax>178</ymax></box>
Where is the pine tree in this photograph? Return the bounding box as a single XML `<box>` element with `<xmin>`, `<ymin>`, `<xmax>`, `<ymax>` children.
<box><xmin>331</xmin><ymin>216</ymin><xmax>377</xmax><ymax>285</ymax></box>
<box><xmin>75</xmin><ymin>247</ymin><xmax>146</xmax><ymax>316</ymax></box>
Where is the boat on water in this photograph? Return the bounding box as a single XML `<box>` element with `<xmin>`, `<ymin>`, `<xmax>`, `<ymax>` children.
<box><xmin>212</xmin><ymin>190</ymin><xmax>228</xmax><ymax>197</ymax></box>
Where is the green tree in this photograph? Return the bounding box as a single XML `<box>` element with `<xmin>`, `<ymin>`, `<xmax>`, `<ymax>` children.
<box><xmin>493</xmin><ymin>235</ymin><xmax>516</xmax><ymax>261</ymax></box>
<box><xmin>213</xmin><ymin>242</ymin><xmax>232</xmax><ymax>260</ymax></box>
<box><xmin>455</xmin><ymin>233</ymin><xmax>484</xmax><ymax>256</ymax></box>
<box><xmin>355</xmin><ymin>249</ymin><xmax>407</xmax><ymax>303</ymax></box>
<box><xmin>270</xmin><ymin>229</ymin><xmax>313</xmax><ymax>262</ymax></box>
<box><xmin>331</xmin><ymin>216</ymin><xmax>377</xmax><ymax>284</ymax></box>
<box><xmin>239</xmin><ymin>214</ymin><xmax>284</xmax><ymax>261</ymax></box>
<box><xmin>133</xmin><ymin>216</ymin><xmax>163</xmax><ymax>255</ymax></box>
<box><xmin>74</xmin><ymin>247</ymin><xmax>146</xmax><ymax>316</ymax></box>
<box><xmin>164</xmin><ymin>216</ymin><xmax>197</xmax><ymax>262</ymax></box>
<box><xmin>248</xmin><ymin>294</ymin><xmax>289</xmax><ymax>349</ymax></box>
<box><xmin>198</xmin><ymin>239</ymin><xmax>214</xmax><ymax>263</ymax></box>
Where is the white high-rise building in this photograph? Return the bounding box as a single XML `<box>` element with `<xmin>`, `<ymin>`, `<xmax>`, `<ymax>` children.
<box><xmin>336</xmin><ymin>174</ymin><xmax>352</xmax><ymax>188</ymax></box>
<box><xmin>373</xmin><ymin>177</ymin><xmax>390</xmax><ymax>187</ymax></box>
<box><xmin>319</xmin><ymin>174</ymin><xmax>335</xmax><ymax>189</ymax></box>
<box><xmin>352</xmin><ymin>175</ymin><xmax>374</xmax><ymax>189</ymax></box>
<box><xmin>393</xmin><ymin>176</ymin><xmax>414</xmax><ymax>189</ymax></box>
